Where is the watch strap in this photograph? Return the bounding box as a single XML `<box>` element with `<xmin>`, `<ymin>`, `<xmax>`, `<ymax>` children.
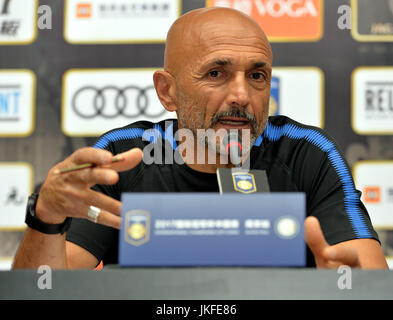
<box><xmin>25</xmin><ymin>193</ymin><xmax>72</xmax><ymax>235</ymax></box>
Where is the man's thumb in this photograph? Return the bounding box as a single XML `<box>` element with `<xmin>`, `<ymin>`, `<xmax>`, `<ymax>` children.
<box><xmin>304</xmin><ymin>216</ymin><xmax>329</xmax><ymax>258</ymax></box>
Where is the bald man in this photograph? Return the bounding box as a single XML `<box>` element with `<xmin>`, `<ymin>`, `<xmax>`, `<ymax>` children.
<box><xmin>14</xmin><ymin>8</ymin><xmax>387</xmax><ymax>269</ymax></box>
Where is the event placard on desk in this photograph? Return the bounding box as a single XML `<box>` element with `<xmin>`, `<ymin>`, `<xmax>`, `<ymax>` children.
<box><xmin>119</xmin><ymin>193</ymin><xmax>306</xmax><ymax>267</ymax></box>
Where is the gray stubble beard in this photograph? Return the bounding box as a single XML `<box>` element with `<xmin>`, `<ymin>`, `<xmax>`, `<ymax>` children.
<box><xmin>178</xmin><ymin>105</ymin><xmax>268</xmax><ymax>157</ymax></box>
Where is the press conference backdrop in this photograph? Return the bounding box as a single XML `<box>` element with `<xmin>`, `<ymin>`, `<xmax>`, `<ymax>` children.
<box><xmin>0</xmin><ymin>0</ymin><xmax>392</xmax><ymax>270</ymax></box>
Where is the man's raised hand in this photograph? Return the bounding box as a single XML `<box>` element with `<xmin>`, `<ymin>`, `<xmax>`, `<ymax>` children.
<box><xmin>305</xmin><ymin>216</ymin><xmax>360</xmax><ymax>268</ymax></box>
<box><xmin>35</xmin><ymin>147</ymin><xmax>143</xmax><ymax>230</ymax></box>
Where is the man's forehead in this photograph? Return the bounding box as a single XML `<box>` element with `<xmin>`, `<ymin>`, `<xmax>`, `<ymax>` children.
<box><xmin>192</xmin><ymin>35</ymin><xmax>272</xmax><ymax>60</ymax></box>
<box><xmin>184</xmin><ymin>10</ymin><xmax>267</xmax><ymax>46</ymax></box>
<box><xmin>193</xmin><ymin>36</ymin><xmax>273</xmax><ymax>71</ymax></box>
<box><xmin>164</xmin><ymin>7</ymin><xmax>272</xmax><ymax>73</ymax></box>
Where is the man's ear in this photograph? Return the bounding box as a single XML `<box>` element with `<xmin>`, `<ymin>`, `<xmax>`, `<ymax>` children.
<box><xmin>153</xmin><ymin>70</ymin><xmax>178</xmax><ymax>112</ymax></box>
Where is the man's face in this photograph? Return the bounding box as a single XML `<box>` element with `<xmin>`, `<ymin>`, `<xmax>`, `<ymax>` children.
<box><xmin>174</xmin><ymin>17</ymin><xmax>273</xmax><ymax>151</ymax></box>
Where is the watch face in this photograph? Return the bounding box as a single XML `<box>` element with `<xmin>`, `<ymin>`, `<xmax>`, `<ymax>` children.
<box><xmin>27</xmin><ymin>194</ymin><xmax>38</xmax><ymax>217</ymax></box>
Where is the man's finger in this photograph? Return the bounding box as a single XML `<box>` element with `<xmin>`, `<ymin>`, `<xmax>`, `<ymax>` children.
<box><xmin>96</xmin><ymin>209</ymin><xmax>121</xmax><ymax>230</ymax></box>
<box><xmin>69</xmin><ymin>167</ymin><xmax>119</xmax><ymax>186</ymax></box>
<box><xmin>86</xmin><ymin>189</ymin><xmax>122</xmax><ymax>217</ymax></box>
<box><xmin>83</xmin><ymin>205</ymin><xmax>121</xmax><ymax>230</ymax></box>
<box><xmin>108</xmin><ymin>148</ymin><xmax>143</xmax><ymax>172</ymax></box>
<box><xmin>71</xmin><ymin>147</ymin><xmax>114</xmax><ymax>166</ymax></box>
<box><xmin>304</xmin><ymin>216</ymin><xmax>329</xmax><ymax>260</ymax></box>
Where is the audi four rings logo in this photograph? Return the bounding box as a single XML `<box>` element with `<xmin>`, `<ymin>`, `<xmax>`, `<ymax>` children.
<box><xmin>71</xmin><ymin>85</ymin><xmax>166</xmax><ymax>119</ymax></box>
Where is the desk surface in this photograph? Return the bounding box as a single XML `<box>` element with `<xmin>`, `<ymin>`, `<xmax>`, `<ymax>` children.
<box><xmin>1</xmin><ymin>267</ymin><xmax>392</xmax><ymax>300</ymax></box>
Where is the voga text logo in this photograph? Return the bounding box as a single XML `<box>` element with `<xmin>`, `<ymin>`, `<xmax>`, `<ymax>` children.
<box><xmin>212</xmin><ymin>0</ymin><xmax>318</xmax><ymax>17</ymax></box>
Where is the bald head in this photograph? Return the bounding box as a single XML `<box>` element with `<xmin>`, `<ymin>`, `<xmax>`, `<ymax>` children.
<box><xmin>164</xmin><ymin>7</ymin><xmax>273</xmax><ymax>75</ymax></box>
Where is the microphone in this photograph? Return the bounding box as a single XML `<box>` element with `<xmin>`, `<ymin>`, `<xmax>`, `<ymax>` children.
<box><xmin>217</xmin><ymin>131</ymin><xmax>270</xmax><ymax>194</ymax></box>
<box><xmin>223</xmin><ymin>131</ymin><xmax>242</xmax><ymax>167</ymax></box>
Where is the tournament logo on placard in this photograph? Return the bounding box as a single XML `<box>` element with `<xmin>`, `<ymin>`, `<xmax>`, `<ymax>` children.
<box><xmin>0</xmin><ymin>0</ymin><xmax>37</xmax><ymax>44</ymax></box>
<box><xmin>274</xmin><ymin>216</ymin><xmax>300</xmax><ymax>239</ymax></box>
<box><xmin>64</xmin><ymin>0</ymin><xmax>181</xmax><ymax>43</ymax></box>
<box><xmin>351</xmin><ymin>0</ymin><xmax>393</xmax><ymax>41</ymax></box>
<box><xmin>352</xmin><ymin>67</ymin><xmax>393</xmax><ymax>134</ymax></box>
<box><xmin>124</xmin><ymin>210</ymin><xmax>150</xmax><ymax>246</ymax></box>
<box><xmin>269</xmin><ymin>76</ymin><xmax>280</xmax><ymax>116</ymax></box>
<box><xmin>232</xmin><ymin>172</ymin><xmax>257</xmax><ymax>194</ymax></box>
<box><xmin>206</xmin><ymin>0</ymin><xmax>324</xmax><ymax>42</ymax></box>
<box><xmin>62</xmin><ymin>69</ymin><xmax>174</xmax><ymax>137</ymax></box>
<box><xmin>0</xmin><ymin>70</ymin><xmax>36</xmax><ymax>137</ymax></box>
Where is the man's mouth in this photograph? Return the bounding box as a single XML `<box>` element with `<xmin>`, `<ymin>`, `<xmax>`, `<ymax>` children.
<box><xmin>217</xmin><ymin>117</ymin><xmax>250</xmax><ymax>126</ymax></box>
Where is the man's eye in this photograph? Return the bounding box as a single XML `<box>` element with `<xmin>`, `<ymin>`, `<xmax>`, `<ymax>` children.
<box><xmin>251</xmin><ymin>72</ymin><xmax>265</xmax><ymax>80</ymax></box>
<box><xmin>209</xmin><ymin>70</ymin><xmax>220</xmax><ymax>78</ymax></box>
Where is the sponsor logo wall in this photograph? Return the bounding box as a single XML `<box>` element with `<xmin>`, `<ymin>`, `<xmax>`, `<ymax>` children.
<box><xmin>352</xmin><ymin>67</ymin><xmax>393</xmax><ymax>135</ymax></box>
<box><xmin>0</xmin><ymin>163</ymin><xmax>32</xmax><ymax>228</ymax></box>
<box><xmin>351</xmin><ymin>0</ymin><xmax>393</xmax><ymax>42</ymax></box>
<box><xmin>206</xmin><ymin>0</ymin><xmax>323</xmax><ymax>41</ymax></box>
<box><xmin>0</xmin><ymin>69</ymin><xmax>36</xmax><ymax>137</ymax></box>
<box><xmin>0</xmin><ymin>0</ymin><xmax>392</xmax><ymax>270</ymax></box>
<box><xmin>0</xmin><ymin>0</ymin><xmax>37</xmax><ymax>44</ymax></box>
<box><xmin>64</xmin><ymin>0</ymin><xmax>182</xmax><ymax>43</ymax></box>
<box><xmin>0</xmin><ymin>163</ymin><xmax>32</xmax><ymax>270</ymax></box>
<box><xmin>62</xmin><ymin>69</ymin><xmax>175</xmax><ymax>136</ymax></box>
<box><xmin>270</xmin><ymin>67</ymin><xmax>324</xmax><ymax>127</ymax></box>
<box><xmin>354</xmin><ymin>161</ymin><xmax>393</xmax><ymax>228</ymax></box>
<box><xmin>353</xmin><ymin>161</ymin><xmax>393</xmax><ymax>268</ymax></box>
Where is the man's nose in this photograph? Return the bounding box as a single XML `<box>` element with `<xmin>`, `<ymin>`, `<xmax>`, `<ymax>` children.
<box><xmin>227</xmin><ymin>74</ymin><xmax>250</xmax><ymax>108</ymax></box>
